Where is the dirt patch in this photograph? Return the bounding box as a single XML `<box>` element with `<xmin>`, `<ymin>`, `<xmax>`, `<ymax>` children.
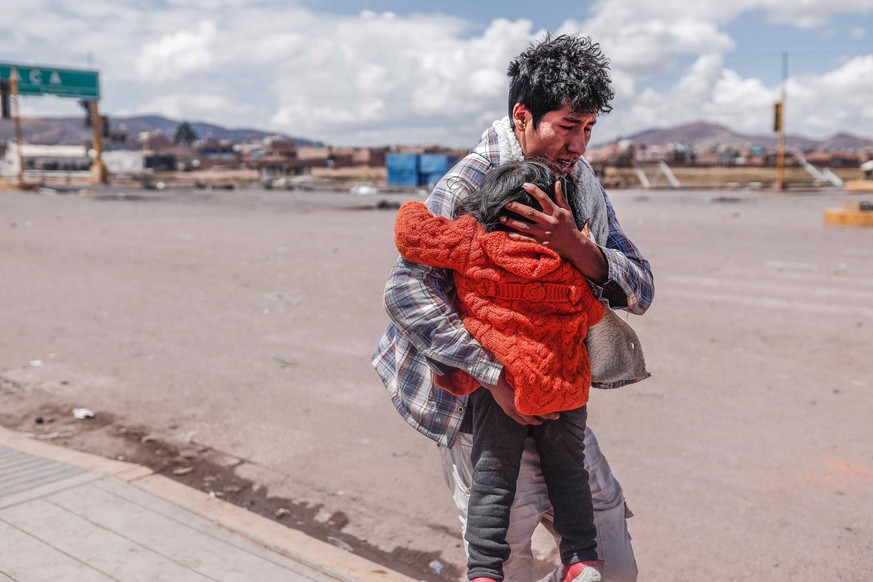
<box><xmin>0</xmin><ymin>377</ymin><xmax>460</xmax><ymax>581</ymax></box>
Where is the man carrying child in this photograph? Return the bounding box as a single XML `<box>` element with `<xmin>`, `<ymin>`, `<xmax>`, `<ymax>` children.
<box><xmin>373</xmin><ymin>33</ymin><xmax>654</xmax><ymax>581</ymax></box>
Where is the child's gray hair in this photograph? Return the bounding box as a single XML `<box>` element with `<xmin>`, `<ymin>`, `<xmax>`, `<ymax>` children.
<box><xmin>457</xmin><ymin>160</ymin><xmax>576</xmax><ymax>232</ymax></box>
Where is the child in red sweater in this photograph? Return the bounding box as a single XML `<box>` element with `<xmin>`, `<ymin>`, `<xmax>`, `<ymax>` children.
<box><xmin>394</xmin><ymin>160</ymin><xmax>605</xmax><ymax>582</ymax></box>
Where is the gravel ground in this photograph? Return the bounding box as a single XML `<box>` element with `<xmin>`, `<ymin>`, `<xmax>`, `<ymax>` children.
<box><xmin>1</xmin><ymin>184</ymin><xmax>871</xmax><ymax>581</ymax></box>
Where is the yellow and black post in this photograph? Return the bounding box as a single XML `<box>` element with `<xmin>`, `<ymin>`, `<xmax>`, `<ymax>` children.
<box><xmin>774</xmin><ymin>51</ymin><xmax>787</xmax><ymax>191</ymax></box>
<box><xmin>89</xmin><ymin>99</ymin><xmax>107</xmax><ymax>184</ymax></box>
<box><xmin>774</xmin><ymin>100</ymin><xmax>785</xmax><ymax>190</ymax></box>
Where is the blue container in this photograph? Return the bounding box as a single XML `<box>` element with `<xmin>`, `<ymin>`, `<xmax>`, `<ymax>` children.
<box><xmin>418</xmin><ymin>154</ymin><xmax>454</xmax><ymax>187</ymax></box>
<box><xmin>419</xmin><ymin>153</ymin><xmax>450</xmax><ymax>174</ymax></box>
<box><xmin>386</xmin><ymin>153</ymin><xmax>420</xmax><ymax>187</ymax></box>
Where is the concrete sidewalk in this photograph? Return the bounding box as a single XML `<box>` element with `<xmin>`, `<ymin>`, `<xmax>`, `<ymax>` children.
<box><xmin>0</xmin><ymin>427</ymin><xmax>414</xmax><ymax>582</ymax></box>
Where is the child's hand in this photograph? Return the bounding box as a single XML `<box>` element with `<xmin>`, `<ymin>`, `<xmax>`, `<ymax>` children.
<box><xmin>581</xmin><ymin>219</ymin><xmax>592</xmax><ymax>240</ymax></box>
<box><xmin>483</xmin><ymin>369</ymin><xmax>560</xmax><ymax>426</ymax></box>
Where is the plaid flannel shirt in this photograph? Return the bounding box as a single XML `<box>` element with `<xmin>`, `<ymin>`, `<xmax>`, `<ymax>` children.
<box><xmin>372</xmin><ymin>125</ymin><xmax>654</xmax><ymax>447</ymax></box>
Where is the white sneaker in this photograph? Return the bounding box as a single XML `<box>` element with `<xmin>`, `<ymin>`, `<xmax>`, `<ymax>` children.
<box><xmin>562</xmin><ymin>561</ymin><xmax>602</xmax><ymax>582</ymax></box>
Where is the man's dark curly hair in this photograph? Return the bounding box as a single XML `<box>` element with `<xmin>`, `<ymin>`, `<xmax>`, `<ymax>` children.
<box><xmin>507</xmin><ymin>33</ymin><xmax>614</xmax><ymax>127</ymax></box>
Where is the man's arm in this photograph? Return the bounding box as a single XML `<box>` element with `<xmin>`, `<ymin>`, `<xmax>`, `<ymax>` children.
<box><xmin>383</xmin><ymin>159</ymin><xmax>502</xmax><ymax>385</ymax></box>
<box><xmin>501</xmin><ymin>180</ymin><xmax>653</xmax><ymax>315</ymax></box>
<box><xmin>384</xmin><ymin>264</ymin><xmax>550</xmax><ymax>426</ymax></box>
<box><xmin>383</xmin><ymin>254</ymin><xmax>502</xmax><ymax>386</ymax></box>
<box><xmin>596</xmin><ymin>191</ymin><xmax>654</xmax><ymax>314</ymax></box>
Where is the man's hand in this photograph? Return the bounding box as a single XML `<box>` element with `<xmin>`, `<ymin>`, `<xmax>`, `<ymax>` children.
<box><xmin>501</xmin><ymin>180</ymin><xmax>608</xmax><ymax>283</ymax></box>
<box><xmin>482</xmin><ymin>369</ymin><xmax>559</xmax><ymax>426</ymax></box>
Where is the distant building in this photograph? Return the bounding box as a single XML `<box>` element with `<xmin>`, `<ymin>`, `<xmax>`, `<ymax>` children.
<box><xmin>137</xmin><ymin>131</ymin><xmax>173</xmax><ymax>151</ymax></box>
<box><xmin>103</xmin><ymin>150</ymin><xmax>145</xmax><ymax>176</ymax></box>
<box><xmin>351</xmin><ymin>147</ymin><xmax>387</xmax><ymax>167</ymax></box>
<box><xmin>244</xmin><ymin>142</ymin><xmax>391</xmax><ymax>179</ymax></box>
<box><xmin>197</xmin><ymin>137</ymin><xmax>238</xmax><ymax>168</ymax></box>
<box><xmin>804</xmin><ymin>151</ymin><xmax>861</xmax><ymax>168</ymax></box>
<box><xmin>1</xmin><ymin>142</ymin><xmax>90</xmax><ymax>176</ymax></box>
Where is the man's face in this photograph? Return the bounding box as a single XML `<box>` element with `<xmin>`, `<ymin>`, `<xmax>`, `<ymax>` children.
<box><xmin>513</xmin><ymin>105</ymin><xmax>596</xmax><ymax>175</ymax></box>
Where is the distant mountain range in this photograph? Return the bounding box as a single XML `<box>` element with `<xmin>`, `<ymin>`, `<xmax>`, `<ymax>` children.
<box><xmin>600</xmin><ymin>121</ymin><xmax>873</xmax><ymax>152</ymax></box>
<box><xmin>0</xmin><ymin>114</ymin><xmax>316</xmax><ymax>146</ymax></box>
<box><xmin>1</xmin><ymin>115</ymin><xmax>870</xmax><ymax>152</ymax></box>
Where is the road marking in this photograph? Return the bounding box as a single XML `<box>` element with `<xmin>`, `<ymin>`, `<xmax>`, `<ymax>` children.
<box><xmin>665</xmin><ymin>275</ymin><xmax>873</xmax><ymax>301</ymax></box>
<box><xmin>719</xmin><ymin>267</ymin><xmax>873</xmax><ymax>286</ymax></box>
<box><xmin>665</xmin><ymin>288</ymin><xmax>873</xmax><ymax>317</ymax></box>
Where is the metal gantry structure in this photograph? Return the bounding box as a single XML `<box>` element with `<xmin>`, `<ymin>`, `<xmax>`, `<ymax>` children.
<box><xmin>0</xmin><ymin>62</ymin><xmax>105</xmax><ymax>186</ymax></box>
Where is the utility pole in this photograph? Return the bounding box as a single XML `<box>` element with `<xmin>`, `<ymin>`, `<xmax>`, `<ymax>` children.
<box><xmin>774</xmin><ymin>51</ymin><xmax>787</xmax><ymax>191</ymax></box>
<box><xmin>11</xmin><ymin>67</ymin><xmax>24</xmax><ymax>187</ymax></box>
<box><xmin>90</xmin><ymin>99</ymin><xmax>107</xmax><ymax>184</ymax></box>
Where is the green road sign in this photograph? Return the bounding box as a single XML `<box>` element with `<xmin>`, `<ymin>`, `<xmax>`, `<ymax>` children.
<box><xmin>0</xmin><ymin>63</ymin><xmax>99</xmax><ymax>100</ymax></box>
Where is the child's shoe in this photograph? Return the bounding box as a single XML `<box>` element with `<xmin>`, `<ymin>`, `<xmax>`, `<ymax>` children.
<box><xmin>470</xmin><ymin>578</ymin><xmax>500</xmax><ymax>582</ymax></box>
<box><xmin>562</xmin><ymin>561</ymin><xmax>602</xmax><ymax>582</ymax></box>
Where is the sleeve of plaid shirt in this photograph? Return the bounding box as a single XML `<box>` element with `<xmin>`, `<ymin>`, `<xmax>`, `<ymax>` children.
<box><xmin>382</xmin><ymin>157</ymin><xmax>504</xmax><ymax>387</ymax></box>
<box><xmin>592</xmin><ymin>186</ymin><xmax>655</xmax><ymax>315</ymax></box>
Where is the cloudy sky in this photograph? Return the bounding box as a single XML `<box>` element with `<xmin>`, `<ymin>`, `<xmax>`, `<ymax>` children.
<box><xmin>2</xmin><ymin>0</ymin><xmax>872</xmax><ymax>146</ymax></box>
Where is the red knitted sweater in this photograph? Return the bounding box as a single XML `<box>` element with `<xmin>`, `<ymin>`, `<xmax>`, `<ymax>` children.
<box><xmin>394</xmin><ymin>201</ymin><xmax>605</xmax><ymax>415</ymax></box>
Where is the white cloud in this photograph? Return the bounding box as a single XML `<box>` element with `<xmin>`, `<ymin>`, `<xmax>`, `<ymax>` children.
<box><xmin>137</xmin><ymin>93</ymin><xmax>257</xmax><ymax>121</ymax></box>
<box><xmin>706</xmin><ymin>71</ymin><xmax>775</xmax><ymax>129</ymax></box>
<box><xmin>759</xmin><ymin>0</ymin><xmax>873</xmax><ymax>28</ymax></box>
<box><xmin>674</xmin><ymin>53</ymin><xmax>725</xmax><ymax>104</ymax></box>
<box><xmin>596</xmin><ymin>52</ymin><xmax>873</xmax><ymax>144</ymax></box>
<box><xmin>557</xmin><ymin>0</ymin><xmax>873</xmax><ymax>143</ymax></box>
<box><xmin>577</xmin><ymin>0</ymin><xmax>873</xmax><ymax>29</ymax></box>
<box><xmin>265</xmin><ymin>14</ymin><xmax>536</xmax><ymax>144</ymax></box>
<box><xmin>4</xmin><ymin>0</ymin><xmax>873</xmax><ymax>146</ymax></box>
<box><xmin>791</xmin><ymin>55</ymin><xmax>873</xmax><ymax>132</ymax></box>
<box><xmin>610</xmin><ymin>70</ymin><xmax>637</xmax><ymax>102</ymax></box>
<box><xmin>136</xmin><ymin>21</ymin><xmax>216</xmax><ymax>82</ymax></box>
<box><xmin>564</xmin><ymin>7</ymin><xmax>735</xmax><ymax>76</ymax></box>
